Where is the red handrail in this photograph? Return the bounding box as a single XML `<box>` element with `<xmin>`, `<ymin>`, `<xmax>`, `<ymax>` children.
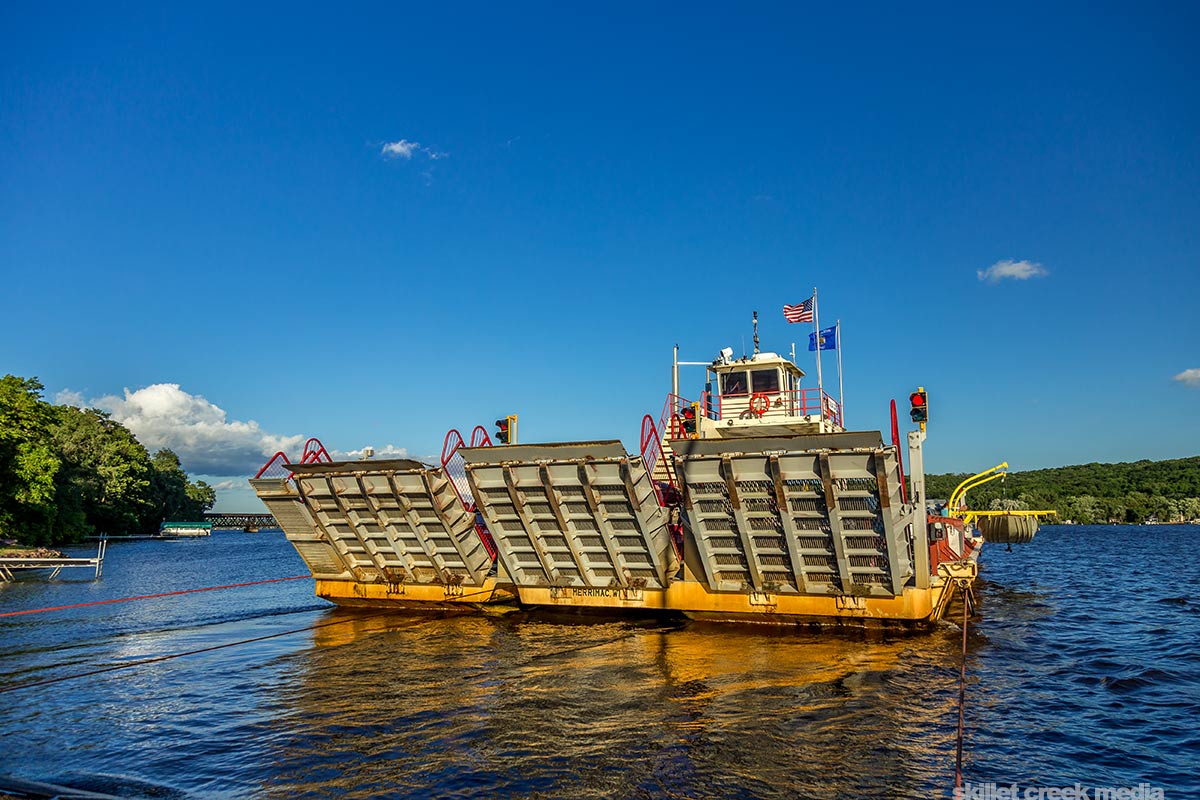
<box><xmin>469</xmin><ymin>425</ymin><xmax>492</xmax><ymax>448</ymax></box>
<box><xmin>253</xmin><ymin>436</ymin><xmax>331</xmax><ymax>480</ymax></box>
<box><xmin>713</xmin><ymin>388</ymin><xmax>842</xmax><ymax>428</ymax></box>
<box><xmin>254</xmin><ymin>451</ymin><xmax>292</xmax><ymax>480</ymax></box>
<box><xmin>640</xmin><ymin>415</ymin><xmax>664</xmax><ymax>478</ymax></box>
<box><xmin>441</xmin><ymin>428</ymin><xmax>466</xmax><ymax>467</ymax></box>
<box><xmin>440</xmin><ymin>429</ymin><xmax>470</xmax><ymax>508</ymax></box>
<box><xmin>300</xmin><ymin>437</ymin><xmax>332</xmax><ymax>464</ymax></box>
<box><xmin>440</xmin><ymin>426</ymin><xmax>497</xmax><ymax>559</ymax></box>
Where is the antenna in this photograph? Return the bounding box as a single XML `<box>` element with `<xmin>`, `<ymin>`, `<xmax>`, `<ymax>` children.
<box><xmin>752</xmin><ymin>311</ymin><xmax>760</xmax><ymax>356</ymax></box>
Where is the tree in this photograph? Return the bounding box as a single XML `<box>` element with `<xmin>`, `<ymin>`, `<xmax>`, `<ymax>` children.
<box><xmin>51</xmin><ymin>405</ymin><xmax>153</xmax><ymax>537</ymax></box>
<box><xmin>149</xmin><ymin>449</ymin><xmax>216</xmax><ymax>524</ymax></box>
<box><xmin>186</xmin><ymin>480</ymin><xmax>217</xmax><ymax>516</ymax></box>
<box><xmin>0</xmin><ymin>376</ymin><xmax>61</xmax><ymax>544</ymax></box>
<box><xmin>1</xmin><ymin>375</ymin><xmax>221</xmax><ymax>544</ymax></box>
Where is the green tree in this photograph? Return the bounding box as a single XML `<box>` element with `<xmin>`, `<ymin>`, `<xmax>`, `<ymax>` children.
<box><xmin>149</xmin><ymin>449</ymin><xmax>216</xmax><ymax>523</ymax></box>
<box><xmin>186</xmin><ymin>480</ymin><xmax>217</xmax><ymax>515</ymax></box>
<box><xmin>0</xmin><ymin>376</ymin><xmax>61</xmax><ymax>544</ymax></box>
<box><xmin>1062</xmin><ymin>495</ymin><xmax>1101</xmax><ymax>524</ymax></box>
<box><xmin>51</xmin><ymin>405</ymin><xmax>153</xmax><ymax>537</ymax></box>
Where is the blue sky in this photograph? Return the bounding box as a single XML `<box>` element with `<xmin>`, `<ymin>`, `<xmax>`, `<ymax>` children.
<box><xmin>2</xmin><ymin>2</ymin><xmax>1198</xmax><ymax>510</ymax></box>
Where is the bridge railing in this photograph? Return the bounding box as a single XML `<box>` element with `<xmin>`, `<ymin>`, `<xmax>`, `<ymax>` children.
<box><xmin>204</xmin><ymin>513</ymin><xmax>278</xmax><ymax>529</ymax></box>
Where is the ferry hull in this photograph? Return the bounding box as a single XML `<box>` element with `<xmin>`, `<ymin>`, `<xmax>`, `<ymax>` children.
<box><xmin>253</xmin><ymin>434</ymin><xmax>980</xmax><ymax>629</ymax></box>
<box><xmin>313</xmin><ymin>576</ymin><xmax>517</xmax><ymax>611</ymax></box>
<box><xmin>508</xmin><ymin>559</ymin><xmax>975</xmax><ymax>629</ymax></box>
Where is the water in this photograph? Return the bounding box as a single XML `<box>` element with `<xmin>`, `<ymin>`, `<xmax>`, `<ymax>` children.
<box><xmin>1</xmin><ymin>527</ymin><xmax>1197</xmax><ymax>799</ymax></box>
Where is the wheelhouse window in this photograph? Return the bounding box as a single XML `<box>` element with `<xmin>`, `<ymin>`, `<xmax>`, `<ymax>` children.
<box><xmin>720</xmin><ymin>370</ymin><xmax>748</xmax><ymax>396</ymax></box>
<box><xmin>751</xmin><ymin>369</ymin><xmax>781</xmax><ymax>393</ymax></box>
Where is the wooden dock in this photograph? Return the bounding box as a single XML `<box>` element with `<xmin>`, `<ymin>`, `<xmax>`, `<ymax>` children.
<box><xmin>0</xmin><ymin>539</ymin><xmax>106</xmax><ymax>582</ymax></box>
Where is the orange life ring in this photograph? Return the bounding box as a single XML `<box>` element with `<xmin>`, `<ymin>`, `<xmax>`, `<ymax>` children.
<box><xmin>749</xmin><ymin>392</ymin><xmax>771</xmax><ymax>417</ymax></box>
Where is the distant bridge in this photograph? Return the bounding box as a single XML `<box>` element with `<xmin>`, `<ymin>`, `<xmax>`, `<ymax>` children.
<box><xmin>204</xmin><ymin>512</ymin><xmax>278</xmax><ymax>530</ymax></box>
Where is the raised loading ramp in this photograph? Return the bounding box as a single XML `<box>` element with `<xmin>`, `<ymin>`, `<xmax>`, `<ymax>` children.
<box><xmin>669</xmin><ymin>433</ymin><xmax>916</xmax><ymax>597</ymax></box>
<box><xmin>254</xmin><ymin>459</ymin><xmax>494</xmax><ymax>587</ymax></box>
<box><xmin>461</xmin><ymin>441</ymin><xmax>680</xmax><ymax>590</ymax></box>
<box><xmin>250</xmin><ymin>476</ymin><xmax>351</xmax><ymax>580</ymax></box>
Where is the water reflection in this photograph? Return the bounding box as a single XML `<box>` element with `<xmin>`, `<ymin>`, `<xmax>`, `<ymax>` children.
<box><xmin>262</xmin><ymin>613</ymin><xmax>964</xmax><ymax>799</ymax></box>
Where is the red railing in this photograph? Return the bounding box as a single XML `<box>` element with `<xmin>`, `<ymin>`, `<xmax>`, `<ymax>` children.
<box><xmin>710</xmin><ymin>388</ymin><xmax>843</xmax><ymax>428</ymax></box>
<box><xmin>441</xmin><ymin>429</ymin><xmax>472</xmax><ymax>509</ymax></box>
<box><xmin>253</xmin><ymin>437</ymin><xmax>332</xmax><ymax>480</ymax></box>
<box><xmin>254</xmin><ymin>451</ymin><xmax>292</xmax><ymax>480</ymax></box>
<box><xmin>440</xmin><ymin>426</ymin><xmax>497</xmax><ymax>560</ymax></box>
<box><xmin>639</xmin><ymin>415</ymin><xmax>678</xmax><ymax>496</ymax></box>
<box><xmin>657</xmin><ymin>393</ymin><xmax>699</xmax><ymax>441</ymax></box>
<box><xmin>469</xmin><ymin>425</ymin><xmax>492</xmax><ymax>448</ymax></box>
<box><xmin>656</xmin><ymin>387</ymin><xmax>844</xmax><ymax>438</ymax></box>
<box><xmin>301</xmin><ymin>437</ymin><xmax>332</xmax><ymax>464</ymax></box>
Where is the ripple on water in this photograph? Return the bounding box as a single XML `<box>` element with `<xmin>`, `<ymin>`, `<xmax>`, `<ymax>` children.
<box><xmin>0</xmin><ymin>527</ymin><xmax>1197</xmax><ymax>798</ymax></box>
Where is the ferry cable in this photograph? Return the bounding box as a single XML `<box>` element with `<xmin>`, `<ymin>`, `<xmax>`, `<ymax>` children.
<box><xmin>0</xmin><ymin>575</ymin><xmax>312</xmax><ymax>618</ymax></box>
<box><xmin>954</xmin><ymin>582</ymin><xmax>977</xmax><ymax>790</ymax></box>
<box><xmin>0</xmin><ymin>607</ymin><xmax>406</xmax><ymax>695</ymax></box>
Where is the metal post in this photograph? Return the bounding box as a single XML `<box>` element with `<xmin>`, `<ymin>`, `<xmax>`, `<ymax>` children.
<box><xmin>836</xmin><ymin>319</ymin><xmax>844</xmax><ymax>424</ymax></box>
<box><xmin>908</xmin><ymin>429</ymin><xmax>927</xmax><ymax>517</ymax></box>
<box><xmin>672</xmin><ymin>344</ymin><xmax>679</xmax><ymax>407</ymax></box>
<box><xmin>908</xmin><ymin>428</ymin><xmax>930</xmax><ymax>588</ymax></box>
<box><xmin>812</xmin><ymin>288</ymin><xmax>823</xmax><ymax>397</ymax></box>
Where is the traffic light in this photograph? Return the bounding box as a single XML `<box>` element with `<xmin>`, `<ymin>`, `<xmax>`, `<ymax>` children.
<box><xmin>909</xmin><ymin>390</ymin><xmax>928</xmax><ymax>424</ymax></box>
<box><xmin>494</xmin><ymin>414</ymin><xmax>518</xmax><ymax>445</ymax></box>
<box><xmin>681</xmin><ymin>403</ymin><xmax>698</xmax><ymax>436</ymax></box>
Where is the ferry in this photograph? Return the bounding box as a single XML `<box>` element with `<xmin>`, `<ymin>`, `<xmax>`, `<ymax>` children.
<box><xmin>251</xmin><ymin>322</ymin><xmax>1021</xmax><ymax>629</ymax></box>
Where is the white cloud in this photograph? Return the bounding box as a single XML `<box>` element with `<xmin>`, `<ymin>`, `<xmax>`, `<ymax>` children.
<box><xmin>381</xmin><ymin>139</ymin><xmax>420</xmax><ymax>159</ymax></box>
<box><xmin>333</xmin><ymin>444</ymin><xmax>412</xmax><ymax>460</ymax></box>
<box><xmin>55</xmin><ymin>389</ymin><xmax>87</xmax><ymax>407</ymax></box>
<box><xmin>380</xmin><ymin>139</ymin><xmax>447</xmax><ymax>161</ymax></box>
<box><xmin>977</xmin><ymin>259</ymin><xmax>1049</xmax><ymax>283</ymax></box>
<box><xmin>1173</xmin><ymin>369</ymin><xmax>1200</xmax><ymax>387</ymax></box>
<box><xmin>210</xmin><ymin>479</ymin><xmax>244</xmax><ymax>491</ymax></box>
<box><xmin>73</xmin><ymin>384</ymin><xmax>305</xmax><ymax>476</ymax></box>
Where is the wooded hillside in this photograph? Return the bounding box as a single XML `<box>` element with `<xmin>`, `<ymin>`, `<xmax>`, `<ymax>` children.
<box><xmin>0</xmin><ymin>375</ymin><xmax>216</xmax><ymax>545</ymax></box>
<box><xmin>926</xmin><ymin>456</ymin><xmax>1200</xmax><ymax>524</ymax></box>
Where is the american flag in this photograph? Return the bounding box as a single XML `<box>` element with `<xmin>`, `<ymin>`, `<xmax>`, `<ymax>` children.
<box><xmin>783</xmin><ymin>297</ymin><xmax>814</xmax><ymax>324</ymax></box>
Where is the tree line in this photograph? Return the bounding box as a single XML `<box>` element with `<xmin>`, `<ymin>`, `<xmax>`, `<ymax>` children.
<box><xmin>925</xmin><ymin>456</ymin><xmax>1200</xmax><ymax>524</ymax></box>
<box><xmin>0</xmin><ymin>375</ymin><xmax>216</xmax><ymax>545</ymax></box>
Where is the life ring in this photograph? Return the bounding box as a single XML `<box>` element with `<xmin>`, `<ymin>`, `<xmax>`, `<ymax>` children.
<box><xmin>749</xmin><ymin>392</ymin><xmax>771</xmax><ymax>417</ymax></box>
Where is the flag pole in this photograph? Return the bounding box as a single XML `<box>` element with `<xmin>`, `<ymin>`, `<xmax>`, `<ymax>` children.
<box><xmin>836</xmin><ymin>318</ymin><xmax>844</xmax><ymax>425</ymax></box>
<box><xmin>813</xmin><ymin>287</ymin><xmax>824</xmax><ymax>401</ymax></box>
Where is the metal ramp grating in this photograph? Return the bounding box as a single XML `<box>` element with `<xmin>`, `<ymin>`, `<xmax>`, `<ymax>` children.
<box><xmin>671</xmin><ymin>434</ymin><xmax>915</xmax><ymax>597</ymax></box>
<box><xmin>287</xmin><ymin>459</ymin><xmax>494</xmax><ymax>587</ymax></box>
<box><xmin>460</xmin><ymin>441</ymin><xmax>680</xmax><ymax>589</ymax></box>
<box><xmin>250</xmin><ymin>477</ymin><xmax>352</xmax><ymax>579</ymax></box>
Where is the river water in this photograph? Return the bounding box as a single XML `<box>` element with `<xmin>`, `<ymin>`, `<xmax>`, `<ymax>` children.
<box><xmin>1</xmin><ymin>526</ymin><xmax>1196</xmax><ymax>799</ymax></box>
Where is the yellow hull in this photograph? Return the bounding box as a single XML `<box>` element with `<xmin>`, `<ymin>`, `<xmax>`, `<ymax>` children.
<box><xmin>311</xmin><ymin>560</ymin><xmax>976</xmax><ymax>629</ymax></box>
<box><xmin>515</xmin><ymin>575</ymin><xmax>959</xmax><ymax>629</ymax></box>
<box><xmin>314</xmin><ymin>577</ymin><xmax>518</xmax><ymax>611</ymax></box>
